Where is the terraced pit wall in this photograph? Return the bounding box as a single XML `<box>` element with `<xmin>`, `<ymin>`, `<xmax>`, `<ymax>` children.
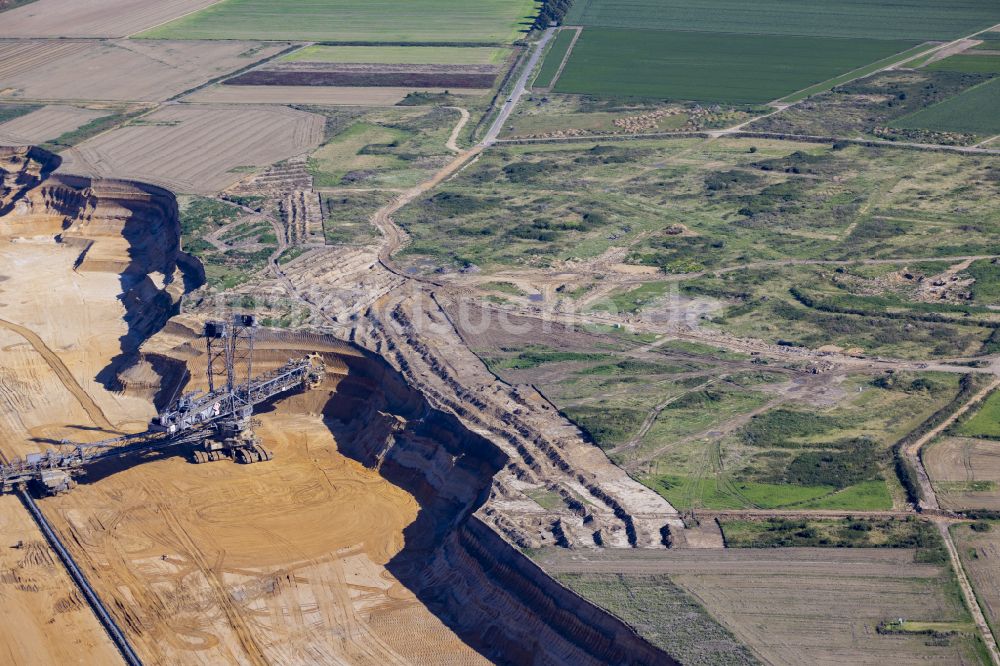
<box><xmin>327</xmin><ymin>348</ymin><xmax>677</xmax><ymax>665</ymax></box>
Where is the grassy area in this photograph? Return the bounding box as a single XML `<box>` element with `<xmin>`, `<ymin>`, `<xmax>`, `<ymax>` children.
<box><xmin>0</xmin><ymin>0</ymin><xmax>37</xmax><ymax>12</ymax></box>
<box><xmin>955</xmin><ymin>390</ymin><xmax>1000</xmax><ymax>438</ymax></box>
<box><xmin>926</xmin><ymin>54</ymin><xmax>1000</xmax><ymax>74</ymax></box>
<box><xmin>533</xmin><ymin>28</ymin><xmax>576</xmax><ymax>88</ymax></box>
<box><xmin>639</xmin><ymin>371</ymin><xmax>960</xmax><ymax>510</ymax></box>
<box><xmin>721</xmin><ymin>517</ymin><xmax>948</xmax><ymax>561</ymax></box>
<box><xmin>321</xmin><ymin>190</ymin><xmax>388</xmax><ymax>246</ymax></box>
<box><xmin>563</xmin><ymin>0</ymin><xmax>1000</xmax><ymax>40</ymax></box>
<box><xmin>554</xmin><ymin>28</ymin><xmax>916</xmax><ymax>103</ymax></box>
<box><xmin>597</xmin><ymin>282</ymin><xmax>673</xmax><ymax>315</ymax></box>
<box><xmin>752</xmin><ymin>68</ymin><xmax>992</xmax><ymax>142</ymax></box>
<box><xmin>553</xmin><ymin>573</ymin><xmax>761</xmax><ymax>665</ymax></box>
<box><xmin>40</xmin><ymin>107</ymin><xmax>142</xmax><ymax>151</ymax></box>
<box><xmin>0</xmin><ymin>103</ymin><xmax>40</xmax><ymax>124</ymax></box>
<box><xmin>178</xmin><ymin>196</ymin><xmax>274</xmax><ymax>290</ymax></box>
<box><xmin>890</xmin><ymin>77</ymin><xmax>1000</xmax><ymax>134</ymax></box>
<box><xmin>968</xmin><ymin>260</ymin><xmax>1000</xmax><ymax>306</ymax></box>
<box><xmin>308</xmin><ymin>108</ymin><xmax>459</xmax><ymax>189</ymax></box>
<box><xmin>397</xmin><ymin>138</ymin><xmax>1000</xmax><ymax>291</ymax></box>
<box><xmin>139</xmin><ymin>0</ymin><xmax>537</xmax><ymax>43</ymax></box>
<box><xmin>282</xmin><ymin>44</ymin><xmax>508</xmax><ymax>64</ymax></box>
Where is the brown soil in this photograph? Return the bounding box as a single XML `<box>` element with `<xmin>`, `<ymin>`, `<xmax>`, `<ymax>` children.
<box><xmin>925</xmin><ymin>436</ymin><xmax>1000</xmax><ymax>510</ymax></box>
<box><xmin>58</xmin><ymin>104</ymin><xmax>324</xmax><ymax>194</ymax></box>
<box><xmin>0</xmin><ymin>40</ymin><xmax>288</xmax><ymax>103</ymax></box>
<box><xmin>0</xmin><ymin>0</ymin><xmax>222</xmax><ymax>38</ymax></box>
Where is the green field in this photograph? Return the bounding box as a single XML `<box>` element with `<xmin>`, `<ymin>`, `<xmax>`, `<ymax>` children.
<box><xmin>140</xmin><ymin>0</ymin><xmax>537</xmax><ymax>43</ymax></box>
<box><xmin>282</xmin><ymin>45</ymin><xmax>508</xmax><ymax>64</ymax></box>
<box><xmin>533</xmin><ymin>28</ymin><xmax>576</xmax><ymax>88</ymax></box>
<box><xmin>926</xmin><ymin>53</ymin><xmax>1000</xmax><ymax>74</ymax></box>
<box><xmin>778</xmin><ymin>43</ymin><xmax>936</xmax><ymax>103</ymax></box>
<box><xmin>891</xmin><ymin>77</ymin><xmax>1000</xmax><ymax>134</ymax></box>
<box><xmin>564</xmin><ymin>0</ymin><xmax>1000</xmax><ymax>40</ymax></box>
<box><xmin>553</xmin><ymin>28</ymin><xmax>916</xmax><ymax>103</ymax></box>
<box><xmin>956</xmin><ymin>390</ymin><xmax>1000</xmax><ymax>438</ymax></box>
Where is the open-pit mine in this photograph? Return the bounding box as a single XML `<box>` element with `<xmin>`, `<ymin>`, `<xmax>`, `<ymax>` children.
<box><xmin>0</xmin><ymin>146</ymin><xmax>678</xmax><ymax>664</ymax></box>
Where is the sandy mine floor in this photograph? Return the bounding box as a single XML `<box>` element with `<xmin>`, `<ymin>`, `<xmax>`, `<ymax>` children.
<box><xmin>0</xmin><ymin>494</ymin><xmax>123</xmax><ymax>665</ymax></box>
<box><xmin>0</xmin><ymin>227</ymin><xmax>485</xmax><ymax>663</ymax></box>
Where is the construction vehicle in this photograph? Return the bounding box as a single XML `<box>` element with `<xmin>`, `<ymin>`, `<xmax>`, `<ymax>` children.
<box><xmin>0</xmin><ymin>314</ymin><xmax>325</xmax><ymax>495</ymax></box>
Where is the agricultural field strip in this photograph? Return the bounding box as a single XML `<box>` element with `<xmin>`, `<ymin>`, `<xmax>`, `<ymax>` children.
<box><xmin>905</xmin><ymin>377</ymin><xmax>1000</xmax><ymax>511</ymax></box>
<box><xmin>0</xmin><ymin>39</ymin><xmax>289</xmax><ymax>103</ymax></box>
<box><xmin>137</xmin><ymin>0</ymin><xmax>538</xmax><ymax>44</ymax></box>
<box><xmin>0</xmin><ymin>0</ymin><xmax>223</xmax><ymax>38</ymax></box>
<box><xmin>532</xmin><ymin>27</ymin><xmax>579</xmax><ymax>89</ymax></box>
<box><xmin>891</xmin><ymin>77</ymin><xmax>1000</xmax><ymax>135</ymax></box>
<box><xmin>938</xmin><ymin>520</ymin><xmax>1000</xmax><ymax>664</ymax></box>
<box><xmin>552</xmin><ymin>29</ymin><xmax>918</xmax><ymax>103</ymax></box>
<box><xmin>0</xmin><ymin>105</ymin><xmax>108</xmax><ymax>145</ymax></box>
<box><xmin>562</xmin><ymin>0</ymin><xmax>1000</xmax><ymax>41</ymax></box>
<box><xmin>58</xmin><ymin>104</ymin><xmax>324</xmax><ymax>194</ymax></box>
<box><xmin>535</xmin><ymin>546</ymin><xmax>942</xmax><ymax>576</ymax></box>
<box><xmin>281</xmin><ymin>45</ymin><xmax>509</xmax><ymax>65</ymax></box>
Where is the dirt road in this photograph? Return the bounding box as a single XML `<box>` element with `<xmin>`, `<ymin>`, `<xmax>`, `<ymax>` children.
<box><xmin>0</xmin><ymin>317</ymin><xmax>115</xmax><ymax>433</ymax></box>
<box><xmin>904</xmin><ymin>376</ymin><xmax>1000</xmax><ymax>511</ymax></box>
<box><xmin>937</xmin><ymin>519</ymin><xmax>1000</xmax><ymax>665</ymax></box>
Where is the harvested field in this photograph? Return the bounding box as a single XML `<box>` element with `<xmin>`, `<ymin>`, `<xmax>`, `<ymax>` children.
<box><xmin>925</xmin><ymin>437</ymin><xmax>1000</xmax><ymax>510</ymax></box>
<box><xmin>140</xmin><ymin>0</ymin><xmax>537</xmax><ymax>44</ymax></box>
<box><xmin>554</xmin><ymin>572</ymin><xmax>759</xmax><ymax>665</ymax></box>
<box><xmin>0</xmin><ymin>495</ymin><xmax>123</xmax><ymax>665</ymax></box>
<box><xmin>58</xmin><ymin>104</ymin><xmax>324</xmax><ymax>194</ymax></box>
<box><xmin>228</xmin><ymin>62</ymin><xmax>498</xmax><ymax>89</ymax></box>
<box><xmin>0</xmin><ymin>39</ymin><xmax>288</xmax><ymax>103</ymax></box>
<box><xmin>185</xmin><ymin>85</ymin><xmax>482</xmax><ymax>106</ymax></box>
<box><xmin>553</xmin><ymin>28</ymin><xmax>918</xmax><ymax>102</ymax></box>
<box><xmin>953</xmin><ymin>522</ymin><xmax>1000</xmax><ymax>638</ymax></box>
<box><xmin>0</xmin><ymin>104</ymin><xmax>107</xmax><ymax>144</ymax></box>
<box><xmin>283</xmin><ymin>45</ymin><xmax>509</xmax><ymax>65</ymax></box>
<box><xmin>536</xmin><ymin>547</ymin><xmax>983</xmax><ymax>665</ymax></box>
<box><xmin>0</xmin><ymin>0</ymin><xmax>221</xmax><ymax>38</ymax></box>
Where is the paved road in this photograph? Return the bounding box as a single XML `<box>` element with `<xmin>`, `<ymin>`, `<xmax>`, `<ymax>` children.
<box><xmin>480</xmin><ymin>27</ymin><xmax>555</xmax><ymax>146</ymax></box>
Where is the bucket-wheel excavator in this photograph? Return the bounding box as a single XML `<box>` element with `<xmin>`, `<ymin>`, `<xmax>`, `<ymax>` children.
<box><xmin>1</xmin><ymin>314</ymin><xmax>325</xmax><ymax>495</ymax></box>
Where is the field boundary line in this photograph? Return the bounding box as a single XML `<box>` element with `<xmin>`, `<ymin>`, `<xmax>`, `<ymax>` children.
<box><xmin>172</xmin><ymin>42</ymin><xmax>304</xmax><ymax>102</ymax></box>
<box><xmin>772</xmin><ymin>22</ymin><xmax>1000</xmax><ymax>107</ymax></box>
<box><xmin>938</xmin><ymin>520</ymin><xmax>1000</xmax><ymax>665</ymax></box>
<box><xmin>775</xmin><ymin>41</ymin><xmax>938</xmax><ymax>104</ymax></box>
<box><xmin>540</xmin><ymin>26</ymin><xmax>582</xmax><ymax>90</ymax></box>
<box><xmin>907</xmin><ymin>377</ymin><xmax>1000</xmax><ymax>510</ymax></box>
<box><xmin>126</xmin><ymin>0</ymin><xmax>229</xmax><ymax>39</ymax></box>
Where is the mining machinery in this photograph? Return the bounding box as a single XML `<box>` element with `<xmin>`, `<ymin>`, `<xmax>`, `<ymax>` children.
<box><xmin>0</xmin><ymin>314</ymin><xmax>325</xmax><ymax>495</ymax></box>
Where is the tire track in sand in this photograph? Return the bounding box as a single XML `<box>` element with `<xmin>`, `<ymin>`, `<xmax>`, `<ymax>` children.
<box><xmin>0</xmin><ymin>317</ymin><xmax>115</xmax><ymax>433</ymax></box>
